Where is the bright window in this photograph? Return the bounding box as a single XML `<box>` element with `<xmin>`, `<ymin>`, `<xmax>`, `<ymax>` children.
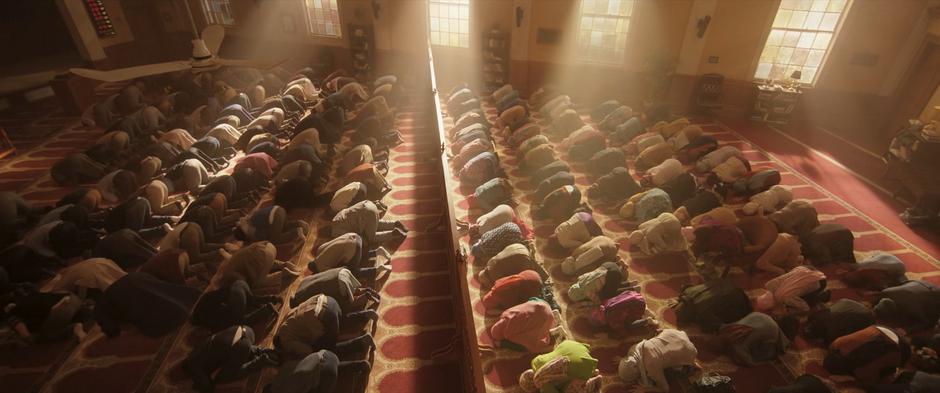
<box><xmin>754</xmin><ymin>0</ymin><xmax>850</xmax><ymax>85</ymax></box>
<box><xmin>202</xmin><ymin>0</ymin><xmax>235</xmax><ymax>26</ymax></box>
<box><xmin>577</xmin><ymin>0</ymin><xmax>634</xmax><ymax>65</ymax></box>
<box><xmin>429</xmin><ymin>0</ymin><xmax>470</xmax><ymax>48</ymax></box>
<box><xmin>305</xmin><ymin>0</ymin><xmax>342</xmax><ymax>38</ymax></box>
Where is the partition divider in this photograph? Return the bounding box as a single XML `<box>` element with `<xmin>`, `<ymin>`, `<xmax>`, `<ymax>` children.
<box><xmin>425</xmin><ymin>42</ymin><xmax>486</xmax><ymax>393</ymax></box>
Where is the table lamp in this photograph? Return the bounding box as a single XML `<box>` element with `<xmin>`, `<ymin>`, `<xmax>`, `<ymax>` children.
<box><xmin>789</xmin><ymin>70</ymin><xmax>802</xmax><ymax>88</ymax></box>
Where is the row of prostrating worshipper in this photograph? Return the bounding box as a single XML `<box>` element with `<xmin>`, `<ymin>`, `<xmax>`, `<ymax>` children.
<box><xmin>0</xmin><ymin>65</ymin><xmax>411</xmax><ymax>393</ymax></box>
<box><xmin>441</xmin><ymin>81</ymin><xmax>940</xmax><ymax>393</ymax></box>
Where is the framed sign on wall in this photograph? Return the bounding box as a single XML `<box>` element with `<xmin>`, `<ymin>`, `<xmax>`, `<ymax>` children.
<box><xmin>83</xmin><ymin>0</ymin><xmax>116</xmax><ymax>37</ymax></box>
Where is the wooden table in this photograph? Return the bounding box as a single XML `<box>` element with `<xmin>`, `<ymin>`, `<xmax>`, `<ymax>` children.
<box><xmin>751</xmin><ymin>84</ymin><xmax>801</xmax><ymax>125</ymax></box>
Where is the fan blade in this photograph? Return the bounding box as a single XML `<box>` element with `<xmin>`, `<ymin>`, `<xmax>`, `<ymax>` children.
<box><xmin>70</xmin><ymin>60</ymin><xmax>192</xmax><ymax>82</ymax></box>
<box><xmin>202</xmin><ymin>24</ymin><xmax>225</xmax><ymax>55</ymax></box>
<box><xmin>216</xmin><ymin>57</ymin><xmax>289</xmax><ymax>70</ymax></box>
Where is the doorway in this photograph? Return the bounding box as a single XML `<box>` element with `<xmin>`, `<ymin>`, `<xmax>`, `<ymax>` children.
<box><xmin>887</xmin><ymin>40</ymin><xmax>940</xmax><ymax>134</ymax></box>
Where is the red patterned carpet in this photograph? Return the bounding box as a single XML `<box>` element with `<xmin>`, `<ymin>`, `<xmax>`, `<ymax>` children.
<box><xmin>2</xmin><ymin>82</ymin><xmax>939</xmax><ymax>393</ymax></box>
<box><xmin>0</xmin><ymin>82</ymin><xmax>127</xmax><ymax>204</ymax></box>
<box><xmin>0</xmin><ymin>87</ymin><xmax>465</xmax><ymax>393</ymax></box>
<box><xmin>367</xmin><ymin>95</ymin><xmax>464</xmax><ymax>393</ymax></box>
<box><xmin>441</xmin><ymin>95</ymin><xmax>940</xmax><ymax>393</ymax></box>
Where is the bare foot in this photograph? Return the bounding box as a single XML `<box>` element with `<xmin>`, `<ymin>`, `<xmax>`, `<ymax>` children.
<box><xmin>223</xmin><ymin>241</ymin><xmax>243</xmax><ymax>253</ymax></box>
<box><xmin>73</xmin><ymin>324</ymin><xmax>87</xmax><ymax>342</ymax></box>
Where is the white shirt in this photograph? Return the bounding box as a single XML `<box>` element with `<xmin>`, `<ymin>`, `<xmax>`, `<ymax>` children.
<box><xmin>97</xmin><ymin>171</ymin><xmax>120</xmax><ymax>203</ymax></box>
<box><xmin>330</xmin><ymin>182</ymin><xmax>365</xmax><ymax>213</ymax></box>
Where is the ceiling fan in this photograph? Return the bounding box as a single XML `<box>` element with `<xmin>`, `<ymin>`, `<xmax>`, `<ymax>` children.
<box><xmin>69</xmin><ymin>1</ymin><xmax>285</xmax><ymax>82</ymax></box>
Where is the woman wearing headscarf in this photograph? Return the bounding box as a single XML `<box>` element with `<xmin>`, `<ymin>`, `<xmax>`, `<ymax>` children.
<box><xmin>587</xmin><ymin>167</ymin><xmax>640</xmax><ymax>205</ymax></box>
<box><xmin>567</xmin><ymin>262</ymin><xmax>626</xmax><ymax>303</ymax></box>
<box><xmin>518</xmin><ymin>340</ymin><xmax>601</xmax><ymax>393</ymax></box>
<box><xmin>489</xmin><ymin>298</ymin><xmax>555</xmax><ymax>352</ymax></box>
<box><xmin>628</xmin><ymin>212</ymin><xmax>687</xmax><ymax>257</ymax></box>
<box><xmin>619</xmin><ymin>188</ymin><xmax>672</xmax><ymax>223</ymax></box>
<box><xmin>481</xmin><ymin>270</ymin><xmax>543</xmax><ymax>311</ymax></box>
<box><xmin>476</xmin><ymin>243</ymin><xmax>545</xmax><ymax>288</ymax></box>
<box><xmin>532</xmin><ymin>185</ymin><xmax>582</xmax><ymax>223</ymax></box>
<box><xmin>553</xmin><ymin>212</ymin><xmax>603</xmax><ymax>249</ymax></box>
<box><xmin>560</xmin><ymin>236</ymin><xmax>618</xmax><ymax>276</ymax></box>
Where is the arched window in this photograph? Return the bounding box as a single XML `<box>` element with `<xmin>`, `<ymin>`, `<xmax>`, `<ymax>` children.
<box><xmin>754</xmin><ymin>0</ymin><xmax>851</xmax><ymax>85</ymax></box>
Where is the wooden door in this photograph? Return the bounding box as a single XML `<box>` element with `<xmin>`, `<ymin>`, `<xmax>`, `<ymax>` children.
<box><xmin>887</xmin><ymin>41</ymin><xmax>940</xmax><ymax>133</ymax></box>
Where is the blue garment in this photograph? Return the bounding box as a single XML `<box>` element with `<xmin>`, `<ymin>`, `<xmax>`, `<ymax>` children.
<box><xmin>857</xmin><ymin>252</ymin><xmax>909</xmax><ymax>287</ymax></box>
<box><xmin>218</xmin><ymin>104</ymin><xmax>254</xmax><ymax>124</ymax></box>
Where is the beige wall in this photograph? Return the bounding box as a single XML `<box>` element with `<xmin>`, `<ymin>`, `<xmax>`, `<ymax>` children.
<box><xmin>71</xmin><ymin>0</ymin><xmax>933</xmax><ymax>103</ymax></box>
<box><xmin>920</xmin><ymin>83</ymin><xmax>940</xmax><ymax>121</ymax></box>
<box><xmin>664</xmin><ymin>0</ymin><xmax>930</xmax><ymax>96</ymax></box>
<box><xmin>816</xmin><ymin>0</ymin><xmax>928</xmax><ymax>94</ymax></box>
<box><xmin>518</xmin><ymin>0</ymin><xmax>694</xmax><ymax>70</ymax></box>
<box><xmin>503</xmin><ymin>0</ymin><xmax>929</xmax><ymax>97</ymax></box>
<box><xmin>696</xmin><ymin>0</ymin><xmax>776</xmax><ymax>80</ymax></box>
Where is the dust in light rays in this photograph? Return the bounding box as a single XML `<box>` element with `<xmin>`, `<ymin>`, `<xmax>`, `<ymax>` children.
<box><xmin>541</xmin><ymin>0</ymin><xmax>675</xmax><ymax>108</ymax></box>
<box><xmin>211</xmin><ymin>0</ymin><xmax>325</xmax><ymax>67</ymax></box>
<box><xmin>543</xmin><ymin>0</ymin><xmax>593</xmax><ymax>102</ymax></box>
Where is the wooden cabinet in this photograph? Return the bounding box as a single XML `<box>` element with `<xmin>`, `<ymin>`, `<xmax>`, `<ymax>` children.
<box><xmin>481</xmin><ymin>28</ymin><xmax>508</xmax><ymax>94</ymax></box>
<box><xmin>348</xmin><ymin>24</ymin><xmax>374</xmax><ymax>82</ymax></box>
<box><xmin>751</xmin><ymin>84</ymin><xmax>802</xmax><ymax>125</ymax></box>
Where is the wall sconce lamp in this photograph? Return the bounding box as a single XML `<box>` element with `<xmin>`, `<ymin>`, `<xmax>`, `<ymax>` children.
<box><xmin>696</xmin><ymin>15</ymin><xmax>711</xmax><ymax>38</ymax></box>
